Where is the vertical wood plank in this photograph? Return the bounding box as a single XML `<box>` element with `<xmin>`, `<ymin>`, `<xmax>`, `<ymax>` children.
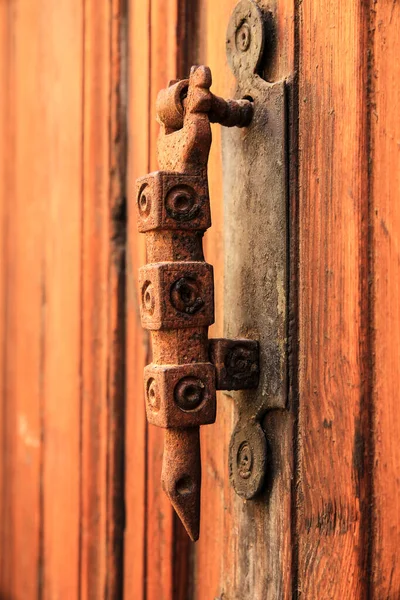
<box><xmin>0</xmin><ymin>2</ymin><xmax>15</xmax><ymax>593</ymax></box>
<box><xmin>195</xmin><ymin>4</ymin><xmax>243</xmax><ymax>596</ymax></box>
<box><xmin>0</xmin><ymin>3</ymin><xmax>43</xmax><ymax>596</ymax></box>
<box><xmin>81</xmin><ymin>0</ymin><xmax>126</xmax><ymax>597</ymax></box>
<box><xmin>371</xmin><ymin>2</ymin><xmax>400</xmax><ymax>596</ymax></box>
<box><xmin>107</xmin><ymin>3</ymin><xmax>127</xmax><ymax>595</ymax></box>
<box><xmin>81</xmin><ymin>3</ymin><xmax>110</xmax><ymax>594</ymax></box>
<box><xmin>124</xmin><ymin>0</ymin><xmax>150</xmax><ymax>597</ymax></box>
<box><xmin>0</xmin><ymin>2</ymin><xmax>125</xmax><ymax>597</ymax></box>
<box><xmin>297</xmin><ymin>1</ymin><xmax>370</xmax><ymax>597</ymax></box>
<box><xmin>40</xmin><ymin>2</ymin><xmax>83</xmax><ymax>596</ymax></box>
<box><xmin>0</xmin><ymin>4</ymin><xmax>6</xmax><ymax>585</ymax></box>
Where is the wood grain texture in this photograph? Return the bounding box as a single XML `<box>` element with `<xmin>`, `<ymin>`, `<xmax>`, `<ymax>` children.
<box><xmin>124</xmin><ymin>0</ymin><xmax>149</xmax><ymax>597</ymax></box>
<box><xmin>81</xmin><ymin>0</ymin><xmax>126</xmax><ymax>597</ymax></box>
<box><xmin>124</xmin><ymin>1</ymin><xmax>152</xmax><ymax>598</ymax></box>
<box><xmin>0</xmin><ymin>4</ymin><xmax>7</xmax><ymax>586</ymax></box>
<box><xmin>0</xmin><ymin>3</ymin><xmax>42</xmax><ymax>596</ymax></box>
<box><xmin>297</xmin><ymin>1</ymin><xmax>370</xmax><ymax>597</ymax></box>
<box><xmin>38</xmin><ymin>2</ymin><xmax>83</xmax><ymax>596</ymax></box>
<box><xmin>370</xmin><ymin>2</ymin><xmax>400</xmax><ymax>596</ymax></box>
<box><xmin>3</xmin><ymin>1</ymin><xmax>400</xmax><ymax>597</ymax></box>
<box><xmin>106</xmin><ymin>3</ymin><xmax>127</xmax><ymax>595</ymax></box>
<box><xmin>0</xmin><ymin>2</ymin><xmax>125</xmax><ymax>597</ymax></box>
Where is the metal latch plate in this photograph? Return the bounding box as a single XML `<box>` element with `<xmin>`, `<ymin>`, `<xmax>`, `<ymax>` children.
<box><xmin>222</xmin><ymin>0</ymin><xmax>287</xmax><ymax>498</ymax></box>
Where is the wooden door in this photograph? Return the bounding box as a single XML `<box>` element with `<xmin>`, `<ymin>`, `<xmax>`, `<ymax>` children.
<box><xmin>0</xmin><ymin>1</ymin><xmax>126</xmax><ymax>597</ymax></box>
<box><xmin>1</xmin><ymin>0</ymin><xmax>399</xmax><ymax>599</ymax></box>
<box><xmin>125</xmin><ymin>0</ymin><xmax>400</xmax><ymax>598</ymax></box>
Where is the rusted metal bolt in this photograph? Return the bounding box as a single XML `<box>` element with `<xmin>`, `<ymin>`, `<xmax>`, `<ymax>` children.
<box><xmin>142</xmin><ymin>281</ymin><xmax>155</xmax><ymax>315</ymax></box>
<box><xmin>237</xmin><ymin>441</ymin><xmax>253</xmax><ymax>479</ymax></box>
<box><xmin>165</xmin><ymin>185</ymin><xmax>199</xmax><ymax>221</ymax></box>
<box><xmin>170</xmin><ymin>277</ymin><xmax>204</xmax><ymax>315</ymax></box>
<box><xmin>225</xmin><ymin>344</ymin><xmax>256</xmax><ymax>378</ymax></box>
<box><xmin>146</xmin><ymin>377</ymin><xmax>160</xmax><ymax>412</ymax></box>
<box><xmin>174</xmin><ymin>376</ymin><xmax>205</xmax><ymax>411</ymax></box>
<box><xmin>208</xmin><ymin>339</ymin><xmax>259</xmax><ymax>390</ymax></box>
<box><xmin>235</xmin><ymin>22</ymin><xmax>251</xmax><ymax>52</ymax></box>
<box><xmin>138</xmin><ymin>184</ymin><xmax>151</xmax><ymax>217</ymax></box>
<box><xmin>229</xmin><ymin>423</ymin><xmax>267</xmax><ymax>499</ymax></box>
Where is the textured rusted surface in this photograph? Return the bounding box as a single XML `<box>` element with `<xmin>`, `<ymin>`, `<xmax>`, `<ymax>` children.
<box><xmin>139</xmin><ymin>262</ymin><xmax>214</xmax><ymax>330</ymax></box>
<box><xmin>209</xmin><ymin>338</ymin><xmax>259</xmax><ymax>391</ymax></box>
<box><xmin>161</xmin><ymin>428</ymin><xmax>201</xmax><ymax>543</ymax></box>
<box><xmin>136</xmin><ymin>64</ymin><xmax>258</xmax><ymax>540</ymax></box>
<box><xmin>223</xmin><ymin>0</ymin><xmax>287</xmax><ymax>500</ymax></box>
<box><xmin>144</xmin><ymin>362</ymin><xmax>216</xmax><ymax>428</ymax></box>
<box><xmin>156</xmin><ymin>78</ymin><xmax>253</xmax><ymax>132</ymax></box>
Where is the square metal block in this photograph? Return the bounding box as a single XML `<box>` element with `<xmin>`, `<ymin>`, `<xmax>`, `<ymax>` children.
<box><xmin>144</xmin><ymin>362</ymin><xmax>216</xmax><ymax>428</ymax></box>
<box><xmin>139</xmin><ymin>261</ymin><xmax>214</xmax><ymax>330</ymax></box>
<box><xmin>209</xmin><ymin>338</ymin><xmax>259</xmax><ymax>390</ymax></box>
<box><xmin>136</xmin><ymin>171</ymin><xmax>211</xmax><ymax>232</ymax></box>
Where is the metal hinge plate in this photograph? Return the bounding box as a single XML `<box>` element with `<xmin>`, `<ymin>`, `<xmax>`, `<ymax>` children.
<box><xmin>222</xmin><ymin>0</ymin><xmax>287</xmax><ymax>498</ymax></box>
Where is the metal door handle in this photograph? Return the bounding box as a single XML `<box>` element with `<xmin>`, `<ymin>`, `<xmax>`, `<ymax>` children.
<box><xmin>136</xmin><ymin>65</ymin><xmax>259</xmax><ymax>540</ymax></box>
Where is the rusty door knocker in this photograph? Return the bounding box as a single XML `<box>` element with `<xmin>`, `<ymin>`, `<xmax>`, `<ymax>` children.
<box><xmin>135</xmin><ymin>0</ymin><xmax>288</xmax><ymax>541</ymax></box>
<box><xmin>136</xmin><ymin>64</ymin><xmax>259</xmax><ymax>540</ymax></box>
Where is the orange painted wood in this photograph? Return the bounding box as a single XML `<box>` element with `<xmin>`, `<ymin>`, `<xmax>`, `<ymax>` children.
<box><xmin>0</xmin><ymin>2</ymin><xmax>125</xmax><ymax>597</ymax></box>
<box><xmin>81</xmin><ymin>5</ymin><xmax>109</xmax><ymax>594</ymax></box>
<box><xmin>371</xmin><ymin>2</ymin><xmax>400</xmax><ymax>596</ymax></box>
<box><xmin>106</xmin><ymin>3</ymin><xmax>127</xmax><ymax>594</ymax></box>
<box><xmin>0</xmin><ymin>4</ymin><xmax>42</xmax><ymax>595</ymax></box>
<box><xmin>3</xmin><ymin>1</ymin><xmax>400</xmax><ymax>598</ymax></box>
<box><xmin>124</xmin><ymin>0</ymin><xmax>150</xmax><ymax>597</ymax></box>
<box><xmin>37</xmin><ymin>3</ymin><xmax>83</xmax><ymax>596</ymax></box>
<box><xmin>297</xmin><ymin>1</ymin><xmax>370</xmax><ymax>597</ymax></box>
<box><xmin>0</xmin><ymin>4</ymin><xmax>6</xmax><ymax>587</ymax></box>
<box><xmin>81</xmin><ymin>0</ymin><xmax>126</xmax><ymax>597</ymax></box>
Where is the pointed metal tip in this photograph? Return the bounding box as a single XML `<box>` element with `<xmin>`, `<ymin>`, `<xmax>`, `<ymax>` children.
<box><xmin>161</xmin><ymin>428</ymin><xmax>201</xmax><ymax>542</ymax></box>
<box><xmin>165</xmin><ymin>479</ymin><xmax>200</xmax><ymax>542</ymax></box>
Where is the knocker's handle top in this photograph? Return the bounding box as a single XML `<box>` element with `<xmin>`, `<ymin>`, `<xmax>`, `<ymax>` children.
<box><xmin>156</xmin><ymin>65</ymin><xmax>253</xmax><ymax>131</ymax></box>
<box><xmin>156</xmin><ymin>65</ymin><xmax>253</xmax><ymax>174</ymax></box>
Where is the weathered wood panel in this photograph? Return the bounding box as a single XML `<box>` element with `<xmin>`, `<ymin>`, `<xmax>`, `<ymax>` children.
<box><xmin>0</xmin><ymin>3</ymin><xmax>83</xmax><ymax>595</ymax></box>
<box><xmin>371</xmin><ymin>2</ymin><xmax>400</xmax><ymax>597</ymax></box>
<box><xmin>0</xmin><ymin>2</ymin><xmax>125</xmax><ymax>597</ymax></box>
<box><xmin>0</xmin><ymin>4</ymin><xmax>7</xmax><ymax>587</ymax></box>
<box><xmin>0</xmin><ymin>4</ymin><xmax>43</xmax><ymax>595</ymax></box>
<box><xmin>124</xmin><ymin>0</ymin><xmax>149</xmax><ymax>595</ymax></box>
<box><xmin>297</xmin><ymin>1</ymin><xmax>370</xmax><ymax>597</ymax></box>
<box><xmin>39</xmin><ymin>3</ymin><xmax>83</xmax><ymax>596</ymax></box>
<box><xmin>3</xmin><ymin>0</ymin><xmax>400</xmax><ymax>598</ymax></box>
<box><xmin>81</xmin><ymin>0</ymin><xmax>126</xmax><ymax>596</ymax></box>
